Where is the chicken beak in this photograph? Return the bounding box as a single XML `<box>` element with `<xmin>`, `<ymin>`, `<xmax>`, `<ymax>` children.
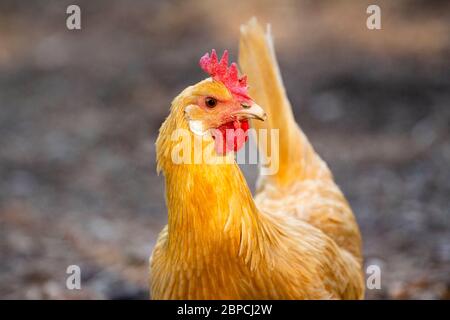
<box><xmin>232</xmin><ymin>102</ymin><xmax>267</xmax><ymax>121</ymax></box>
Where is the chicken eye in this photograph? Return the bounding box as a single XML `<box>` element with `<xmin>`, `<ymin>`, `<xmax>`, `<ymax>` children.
<box><xmin>205</xmin><ymin>97</ymin><xmax>218</xmax><ymax>108</ymax></box>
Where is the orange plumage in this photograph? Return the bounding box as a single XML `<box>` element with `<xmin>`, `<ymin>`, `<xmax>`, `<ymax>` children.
<box><xmin>150</xmin><ymin>18</ymin><xmax>364</xmax><ymax>299</ymax></box>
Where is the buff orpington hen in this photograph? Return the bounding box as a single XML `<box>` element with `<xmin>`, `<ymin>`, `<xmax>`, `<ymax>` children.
<box><xmin>150</xmin><ymin>18</ymin><xmax>364</xmax><ymax>300</ymax></box>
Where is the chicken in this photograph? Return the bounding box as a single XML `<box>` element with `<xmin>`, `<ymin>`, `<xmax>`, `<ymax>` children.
<box><xmin>150</xmin><ymin>18</ymin><xmax>364</xmax><ymax>299</ymax></box>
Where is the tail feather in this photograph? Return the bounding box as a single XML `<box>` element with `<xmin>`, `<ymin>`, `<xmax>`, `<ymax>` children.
<box><xmin>239</xmin><ymin>18</ymin><xmax>328</xmax><ymax>188</ymax></box>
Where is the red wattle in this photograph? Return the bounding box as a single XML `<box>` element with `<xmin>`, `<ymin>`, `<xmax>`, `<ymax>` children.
<box><xmin>213</xmin><ymin>119</ymin><xmax>250</xmax><ymax>154</ymax></box>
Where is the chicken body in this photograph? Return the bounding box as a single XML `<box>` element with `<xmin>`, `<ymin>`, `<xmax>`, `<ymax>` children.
<box><xmin>239</xmin><ymin>19</ymin><xmax>363</xmax><ymax>262</ymax></box>
<box><xmin>150</xmin><ymin>19</ymin><xmax>364</xmax><ymax>299</ymax></box>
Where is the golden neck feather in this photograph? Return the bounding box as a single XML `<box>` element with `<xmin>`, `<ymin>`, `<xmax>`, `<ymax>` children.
<box><xmin>155</xmin><ymin>92</ymin><xmax>274</xmax><ymax>266</ymax></box>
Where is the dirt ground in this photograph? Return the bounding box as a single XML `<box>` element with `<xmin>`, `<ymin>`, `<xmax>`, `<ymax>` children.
<box><xmin>0</xmin><ymin>0</ymin><xmax>449</xmax><ymax>299</ymax></box>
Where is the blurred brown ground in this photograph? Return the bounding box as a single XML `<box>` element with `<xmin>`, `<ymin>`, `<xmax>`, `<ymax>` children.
<box><xmin>0</xmin><ymin>0</ymin><xmax>449</xmax><ymax>299</ymax></box>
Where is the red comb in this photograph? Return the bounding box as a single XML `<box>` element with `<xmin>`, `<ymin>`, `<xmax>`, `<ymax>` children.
<box><xmin>199</xmin><ymin>50</ymin><xmax>250</xmax><ymax>101</ymax></box>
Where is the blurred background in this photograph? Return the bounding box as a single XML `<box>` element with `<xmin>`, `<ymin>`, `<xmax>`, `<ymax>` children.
<box><xmin>0</xmin><ymin>0</ymin><xmax>449</xmax><ymax>299</ymax></box>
